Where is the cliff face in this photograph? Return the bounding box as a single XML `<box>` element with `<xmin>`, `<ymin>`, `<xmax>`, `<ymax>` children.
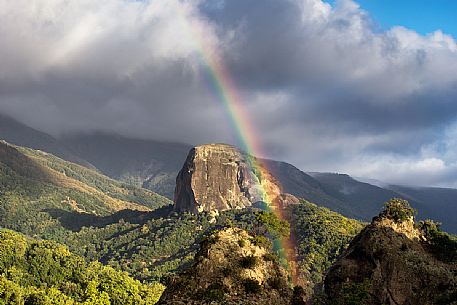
<box><xmin>323</xmin><ymin>214</ymin><xmax>457</xmax><ymax>305</ymax></box>
<box><xmin>158</xmin><ymin>228</ymin><xmax>304</xmax><ymax>305</ymax></box>
<box><xmin>174</xmin><ymin>144</ymin><xmax>283</xmax><ymax>213</ymax></box>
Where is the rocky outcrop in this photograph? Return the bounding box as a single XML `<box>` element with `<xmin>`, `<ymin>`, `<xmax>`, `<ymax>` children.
<box><xmin>323</xmin><ymin>209</ymin><xmax>457</xmax><ymax>305</ymax></box>
<box><xmin>158</xmin><ymin>228</ymin><xmax>305</xmax><ymax>305</ymax></box>
<box><xmin>174</xmin><ymin>144</ymin><xmax>285</xmax><ymax>213</ymax></box>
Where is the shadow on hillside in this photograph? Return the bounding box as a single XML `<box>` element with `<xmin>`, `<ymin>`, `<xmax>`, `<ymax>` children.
<box><xmin>44</xmin><ymin>205</ymin><xmax>174</xmax><ymax>231</ymax></box>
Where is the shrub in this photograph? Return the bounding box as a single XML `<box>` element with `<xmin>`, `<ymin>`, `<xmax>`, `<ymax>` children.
<box><xmin>263</xmin><ymin>253</ymin><xmax>278</xmax><ymax>263</ymax></box>
<box><xmin>222</xmin><ymin>267</ymin><xmax>234</xmax><ymax>277</ymax></box>
<box><xmin>240</xmin><ymin>255</ymin><xmax>258</xmax><ymax>269</ymax></box>
<box><xmin>0</xmin><ymin>277</ymin><xmax>24</xmax><ymax>305</ymax></box>
<box><xmin>198</xmin><ymin>283</ymin><xmax>225</xmax><ymax>301</ymax></box>
<box><xmin>419</xmin><ymin>219</ymin><xmax>441</xmax><ymax>237</ymax></box>
<box><xmin>268</xmin><ymin>277</ymin><xmax>283</xmax><ymax>290</ymax></box>
<box><xmin>251</xmin><ymin>235</ymin><xmax>271</xmax><ymax>249</ymax></box>
<box><xmin>203</xmin><ymin>233</ymin><xmax>220</xmax><ymax>246</ymax></box>
<box><xmin>243</xmin><ymin>279</ymin><xmax>261</xmax><ymax>294</ymax></box>
<box><xmin>380</xmin><ymin>198</ymin><xmax>416</xmax><ymax>223</ymax></box>
<box><xmin>340</xmin><ymin>279</ymin><xmax>371</xmax><ymax>305</ymax></box>
<box><xmin>419</xmin><ymin>219</ymin><xmax>457</xmax><ymax>262</ymax></box>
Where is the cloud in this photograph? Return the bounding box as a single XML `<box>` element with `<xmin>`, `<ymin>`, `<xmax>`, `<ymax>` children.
<box><xmin>1</xmin><ymin>0</ymin><xmax>457</xmax><ymax>186</ymax></box>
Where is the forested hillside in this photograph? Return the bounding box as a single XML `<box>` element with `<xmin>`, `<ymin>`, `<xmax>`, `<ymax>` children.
<box><xmin>290</xmin><ymin>201</ymin><xmax>364</xmax><ymax>292</ymax></box>
<box><xmin>0</xmin><ymin>141</ymin><xmax>170</xmax><ymax>240</ymax></box>
<box><xmin>0</xmin><ymin>229</ymin><xmax>164</xmax><ymax>304</ymax></box>
<box><xmin>57</xmin><ymin>202</ymin><xmax>363</xmax><ymax>287</ymax></box>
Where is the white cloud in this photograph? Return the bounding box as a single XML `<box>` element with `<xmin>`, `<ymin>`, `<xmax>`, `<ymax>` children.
<box><xmin>336</xmin><ymin>155</ymin><xmax>457</xmax><ymax>187</ymax></box>
<box><xmin>1</xmin><ymin>0</ymin><xmax>457</xmax><ymax>186</ymax></box>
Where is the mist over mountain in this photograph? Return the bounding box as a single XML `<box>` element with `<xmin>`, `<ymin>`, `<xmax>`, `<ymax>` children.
<box><xmin>60</xmin><ymin>133</ymin><xmax>192</xmax><ymax>199</ymax></box>
<box><xmin>1</xmin><ymin>114</ymin><xmax>456</xmax><ymax>233</ymax></box>
<box><xmin>0</xmin><ymin>114</ymin><xmax>92</xmax><ymax>168</ymax></box>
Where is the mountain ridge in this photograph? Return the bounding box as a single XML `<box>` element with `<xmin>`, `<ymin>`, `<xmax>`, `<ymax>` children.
<box><xmin>0</xmin><ymin>140</ymin><xmax>171</xmax><ymax>239</ymax></box>
<box><xmin>0</xmin><ymin>114</ymin><xmax>93</xmax><ymax>168</ymax></box>
<box><xmin>1</xmin><ymin>113</ymin><xmax>456</xmax><ymax>232</ymax></box>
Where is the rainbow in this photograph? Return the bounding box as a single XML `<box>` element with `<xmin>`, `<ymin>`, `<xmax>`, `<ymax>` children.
<box><xmin>172</xmin><ymin>1</ymin><xmax>299</xmax><ymax>285</ymax></box>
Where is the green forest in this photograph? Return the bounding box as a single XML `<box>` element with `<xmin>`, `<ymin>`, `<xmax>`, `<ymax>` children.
<box><xmin>0</xmin><ymin>229</ymin><xmax>164</xmax><ymax>305</ymax></box>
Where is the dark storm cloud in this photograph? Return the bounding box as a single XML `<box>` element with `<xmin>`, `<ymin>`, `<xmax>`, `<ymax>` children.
<box><xmin>1</xmin><ymin>0</ymin><xmax>457</xmax><ymax>186</ymax></box>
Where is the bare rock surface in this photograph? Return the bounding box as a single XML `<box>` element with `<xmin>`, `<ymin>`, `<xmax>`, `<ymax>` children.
<box><xmin>174</xmin><ymin>144</ymin><xmax>286</xmax><ymax>213</ymax></box>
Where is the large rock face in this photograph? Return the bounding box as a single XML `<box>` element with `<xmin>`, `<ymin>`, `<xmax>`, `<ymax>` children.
<box><xmin>323</xmin><ymin>214</ymin><xmax>457</xmax><ymax>305</ymax></box>
<box><xmin>174</xmin><ymin>144</ymin><xmax>283</xmax><ymax>213</ymax></box>
<box><xmin>158</xmin><ymin>228</ymin><xmax>305</xmax><ymax>305</ymax></box>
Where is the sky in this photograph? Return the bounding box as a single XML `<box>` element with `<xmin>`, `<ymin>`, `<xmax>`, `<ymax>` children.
<box><xmin>0</xmin><ymin>0</ymin><xmax>457</xmax><ymax>187</ymax></box>
<box><xmin>347</xmin><ymin>0</ymin><xmax>457</xmax><ymax>37</ymax></box>
<box><xmin>325</xmin><ymin>0</ymin><xmax>457</xmax><ymax>37</ymax></box>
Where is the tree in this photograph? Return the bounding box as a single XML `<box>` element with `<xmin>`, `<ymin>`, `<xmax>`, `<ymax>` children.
<box><xmin>0</xmin><ymin>276</ymin><xmax>24</xmax><ymax>305</ymax></box>
<box><xmin>255</xmin><ymin>211</ymin><xmax>290</xmax><ymax>238</ymax></box>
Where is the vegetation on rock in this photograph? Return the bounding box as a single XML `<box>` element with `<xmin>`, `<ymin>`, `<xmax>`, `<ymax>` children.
<box><xmin>419</xmin><ymin>219</ymin><xmax>457</xmax><ymax>262</ymax></box>
<box><xmin>380</xmin><ymin>198</ymin><xmax>416</xmax><ymax>223</ymax></box>
<box><xmin>323</xmin><ymin>199</ymin><xmax>457</xmax><ymax>305</ymax></box>
<box><xmin>157</xmin><ymin>228</ymin><xmax>294</xmax><ymax>305</ymax></box>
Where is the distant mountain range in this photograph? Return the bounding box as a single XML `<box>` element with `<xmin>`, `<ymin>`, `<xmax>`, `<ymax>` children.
<box><xmin>1</xmin><ymin>114</ymin><xmax>456</xmax><ymax>233</ymax></box>
<box><xmin>0</xmin><ymin>114</ymin><xmax>192</xmax><ymax>199</ymax></box>
<box><xmin>60</xmin><ymin>133</ymin><xmax>192</xmax><ymax>199</ymax></box>
<box><xmin>0</xmin><ymin>113</ymin><xmax>92</xmax><ymax>167</ymax></box>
